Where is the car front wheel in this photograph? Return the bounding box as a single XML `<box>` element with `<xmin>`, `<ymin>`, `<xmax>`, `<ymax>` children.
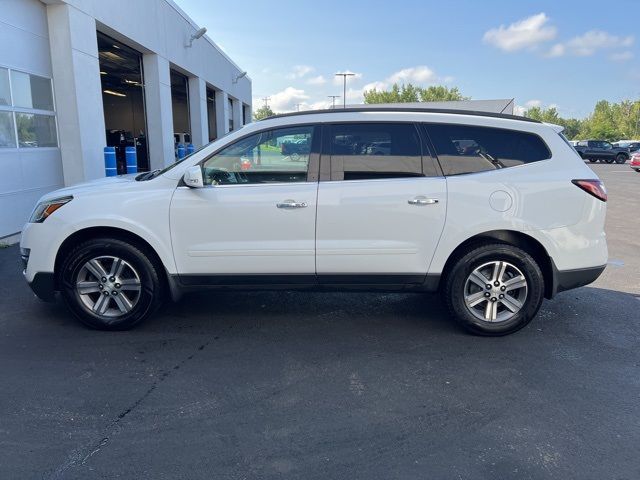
<box><xmin>59</xmin><ymin>238</ymin><xmax>163</xmax><ymax>330</ymax></box>
<box><xmin>615</xmin><ymin>154</ymin><xmax>627</xmax><ymax>164</ymax></box>
<box><xmin>443</xmin><ymin>244</ymin><xmax>544</xmax><ymax>336</ymax></box>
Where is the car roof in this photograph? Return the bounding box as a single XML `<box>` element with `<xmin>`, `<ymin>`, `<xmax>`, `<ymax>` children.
<box><xmin>266</xmin><ymin>106</ymin><xmax>541</xmax><ymax>124</ymax></box>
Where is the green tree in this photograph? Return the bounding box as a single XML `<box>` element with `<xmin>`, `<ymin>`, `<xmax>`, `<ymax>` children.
<box><xmin>419</xmin><ymin>86</ymin><xmax>468</xmax><ymax>102</ymax></box>
<box><xmin>253</xmin><ymin>105</ymin><xmax>275</xmax><ymax>121</ymax></box>
<box><xmin>363</xmin><ymin>83</ymin><xmax>467</xmax><ymax>104</ymax></box>
<box><xmin>523</xmin><ymin>106</ymin><xmax>583</xmax><ymax>140</ymax></box>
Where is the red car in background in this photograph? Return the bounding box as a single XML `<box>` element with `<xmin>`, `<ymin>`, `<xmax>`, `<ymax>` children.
<box><xmin>631</xmin><ymin>153</ymin><xmax>640</xmax><ymax>172</ymax></box>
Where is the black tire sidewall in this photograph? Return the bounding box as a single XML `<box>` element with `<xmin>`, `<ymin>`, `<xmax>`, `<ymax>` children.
<box><xmin>615</xmin><ymin>154</ymin><xmax>626</xmax><ymax>164</ymax></box>
<box><xmin>445</xmin><ymin>244</ymin><xmax>544</xmax><ymax>336</ymax></box>
<box><xmin>60</xmin><ymin>238</ymin><xmax>160</xmax><ymax>330</ymax></box>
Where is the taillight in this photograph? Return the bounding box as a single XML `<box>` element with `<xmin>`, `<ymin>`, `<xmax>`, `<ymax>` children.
<box><xmin>572</xmin><ymin>179</ymin><xmax>607</xmax><ymax>202</ymax></box>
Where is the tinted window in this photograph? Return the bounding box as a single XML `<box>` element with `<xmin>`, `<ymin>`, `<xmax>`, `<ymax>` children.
<box><xmin>329</xmin><ymin>123</ymin><xmax>423</xmax><ymax>180</ymax></box>
<box><xmin>426</xmin><ymin>124</ymin><xmax>551</xmax><ymax>175</ymax></box>
<box><xmin>202</xmin><ymin>126</ymin><xmax>313</xmax><ymax>185</ymax></box>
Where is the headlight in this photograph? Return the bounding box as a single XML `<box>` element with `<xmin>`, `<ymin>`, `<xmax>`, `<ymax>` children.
<box><xmin>29</xmin><ymin>196</ymin><xmax>73</xmax><ymax>223</ymax></box>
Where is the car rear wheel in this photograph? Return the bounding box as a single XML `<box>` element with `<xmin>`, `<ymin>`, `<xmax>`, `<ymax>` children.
<box><xmin>604</xmin><ymin>158</ymin><xmax>614</xmax><ymax>164</ymax></box>
<box><xmin>443</xmin><ymin>243</ymin><xmax>544</xmax><ymax>336</ymax></box>
<box><xmin>59</xmin><ymin>238</ymin><xmax>163</xmax><ymax>330</ymax></box>
<box><xmin>615</xmin><ymin>154</ymin><xmax>627</xmax><ymax>164</ymax></box>
<box><xmin>588</xmin><ymin>158</ymin><xmax>598</xmax><ymax>163</ymax></box>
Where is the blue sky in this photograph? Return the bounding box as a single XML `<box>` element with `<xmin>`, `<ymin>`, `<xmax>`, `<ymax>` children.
<box><xmin>175</xmin><ymin>0</ymin><xmax>639</xmax><ymax>118</ymax></box>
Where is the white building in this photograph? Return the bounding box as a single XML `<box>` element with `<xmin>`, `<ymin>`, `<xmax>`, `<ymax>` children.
<box><xmin>0</xmin><ymin>0</ymin><xmax>252</xmax><ymax>239</ymax></box>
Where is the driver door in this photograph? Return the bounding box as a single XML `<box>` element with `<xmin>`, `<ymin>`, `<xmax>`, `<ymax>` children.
<box><xmin>170</xmin><ymin>125</ymin><xmax>320</xmax><ymax>282</ymax></box>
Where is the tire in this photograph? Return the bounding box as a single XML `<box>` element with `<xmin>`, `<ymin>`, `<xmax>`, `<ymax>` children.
<box><xmin>443</xmin><ymin>243</ymin><xmax>545</xmax><ymax>336</ymax></box>
<box><xmin>59</xmin><ymin>237</ymin><xmax>163</xmax><ymax>330</ymax></box>
<box><xmin>588</xmin><ymin>158</ymin><xmax>597</xmax><ymax>163</ymax></box>
<box><xmin>615</xmin><ymin>154</ymin><xmax>627</xmax><ymax>164</ymax></box>
<box><xmin>635</xmin><ymin>168</ymin><xmax>640</xmax><ymax>172</ymax></box>
<box><xmin>604</xmin><ymin>158</ymin><xmax>614</xmax><ymax>164</ymax></box>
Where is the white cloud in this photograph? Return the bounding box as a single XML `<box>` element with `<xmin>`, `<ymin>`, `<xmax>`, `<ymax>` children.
<box><xmin>514</xmin><ymin>99</ymin><xmax>557</xmax><ymax>116</ymax></box>
<box><xmin>387</xmin><ymin>66</ymin><xmax>437</xmax><ymax>84</ymax></box>
<box><xmin>306</xmin><ymin>75</ymin><xmax>326</xmax><ymax>85</ymax></box>
<box><xmin>610</xmin><ymin>51</ymin><xmax>634</xmax><ymax>62</ymax></box>
<box><xmin>268</xmin><ymin>87</ymin><xmax>309</xmax><ymax>112</ymax></box>
<box><xmin>483</xmin><ymin>13</ymin><xmax>557</xmax><ymax>52</ymax></box>
<box><xmin>546</xmin><ymin>31</ymin><xmax>634</xmax><ymax>57</ymax></box>
<box><xmin>286</xmin><ymin>65</ymin><xmax>314</xmax><ymax>79</ymax></box>
<box><xmin>359</xmin><ymin>66</ymin><xmax>447</xmax><ymax>98</ymax></box>
<box><xmin>546</xmin><ymin>43</ymin><xmax>565</xmax><ymax>57</ymax></box>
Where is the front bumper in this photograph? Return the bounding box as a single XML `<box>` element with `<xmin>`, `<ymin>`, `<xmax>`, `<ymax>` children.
<box><xmin>26</xmin><ymin>272</ymin><xmax>57</xmax><ymax>302</ymax></box>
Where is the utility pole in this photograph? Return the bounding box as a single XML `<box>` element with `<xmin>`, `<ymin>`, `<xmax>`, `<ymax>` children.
<box><xmin>294</xmin><ymin>103</ymin><xmax>302</xmax><ymax>112</ymax></box>
<box><xmin>328</xmin><ymin>95</ymin><xmax>341</xmax><ymax>109</ymax></box>
<box><xmin>335</xmin><ymin>72</ymin><xmax>355</xmax><ymax>108</ymax></box>
<box><xmin>261</xmin><ymin>96</ymin><xmax>271</xmax><ymax>109</ymax></box>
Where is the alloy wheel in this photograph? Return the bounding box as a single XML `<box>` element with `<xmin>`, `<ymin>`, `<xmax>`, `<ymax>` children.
<box><xmin>463</xmin><ymin>261</ymin><xmax>528</xmax><ymax>323</ymax></box>
<box><xmin>75</xmin><ymin>256</ymin><xmax>142</xmax><ymax>318</ymax></box>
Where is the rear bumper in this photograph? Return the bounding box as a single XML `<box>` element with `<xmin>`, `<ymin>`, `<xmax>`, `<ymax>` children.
<box><xmin>26</xmin><ymin>271</ymin><xmax>56</xmax><ymax>302</ymax></box>
<box><xmin>549</xmin><ymin>264</ymin><xmax>605</xmax><ymax>298</ymax></box>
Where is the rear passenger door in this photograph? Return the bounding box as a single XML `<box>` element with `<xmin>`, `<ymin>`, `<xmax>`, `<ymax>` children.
<box><xmin>315</xmin><ymin>122</ymin><xmax>447</xmax><ymax>282</ymax></box>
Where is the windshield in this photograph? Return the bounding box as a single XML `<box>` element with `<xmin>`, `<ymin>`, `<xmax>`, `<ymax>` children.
<box><xmin>136</xmin><ymin>135</ymin><xmax>226</xmax><ymax>181</ymax></box>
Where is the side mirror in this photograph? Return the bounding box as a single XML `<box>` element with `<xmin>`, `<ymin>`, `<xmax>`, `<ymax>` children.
<box><xmin>183</xmin><ymin>165</ymin><xmax>204</xmax><ymax>188</ymax></box>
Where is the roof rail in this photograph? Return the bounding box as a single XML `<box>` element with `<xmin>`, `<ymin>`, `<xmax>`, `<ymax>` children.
<box><xmin>264</xmin><ymin>106</ymin><xmax>541</xmax><ymax>123</ymax></box>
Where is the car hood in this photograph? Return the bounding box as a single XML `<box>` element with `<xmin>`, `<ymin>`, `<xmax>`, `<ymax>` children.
<box><xmin>39</xmin><ymin>174</ymin><xmax>139</xmax><ymax>202</ymax></box>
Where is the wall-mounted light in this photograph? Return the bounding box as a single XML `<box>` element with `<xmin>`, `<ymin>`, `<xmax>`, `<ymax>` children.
<box><xmin>233</xmin><ymin>71</ymin><xmax>247</xmax><ymax>84</ymax></box>
<box><xmin>186</xmin><ymin>27</ymin><xmax>207</xmax><ymax>47</ymax></box>
<box><xmin>104</xmin><ymin>89</ymin><xmax>126</xmax><ymax>97</ymax></box>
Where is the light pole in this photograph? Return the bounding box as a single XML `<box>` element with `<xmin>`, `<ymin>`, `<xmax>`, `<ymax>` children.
<box><xmin>328</xmin><ymin>95</ymin><xmax>340</xmax><ymax>109</ymax></box>
<box><xmin>295</xmin><ymin>103</ymin><xmax>302</xmax><ymax>112</ymax></box>
<box><xmin>335</xmin><ymin>72</ymin><xmax>355</xmax><ymax>108</ymax></box>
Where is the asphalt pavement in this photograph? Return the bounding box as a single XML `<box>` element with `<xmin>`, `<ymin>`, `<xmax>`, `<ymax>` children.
<box><xmin>0</xmin><ymin>162</ymin><xmax>638</xmax><ymax>480</ymax></box>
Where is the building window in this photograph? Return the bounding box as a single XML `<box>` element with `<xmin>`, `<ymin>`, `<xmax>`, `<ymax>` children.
<box><xmin>170</xmin><ymin>69</ymin><xmax>190</xmax><ymax>147</ymax></box>
<box><xmin>0</xmin><ymin>111</ymin><xmax>16</xmax><ymax>148</ymax></box>
<box><xmin>0</xmin><ymin>66</ymin><xmax>57</xmax><ymax>149</ymax></box>
<box><xmin>228</xmin><ymin>97</ymin><xmax>234</xmax><ymax>132</ymax></box>
<box><xmin>206</xmin><ymin>87</ymin><xmax>217</xmax><ymax>142</ymax></box>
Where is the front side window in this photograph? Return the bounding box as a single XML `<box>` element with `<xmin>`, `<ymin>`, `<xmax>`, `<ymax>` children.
<box><xmin>426</xmin><ymin>124</ymin><xmax>551</xmax><ymax>175</ymax></box>
<box><xmin>329</xmin><ymin>123</ymin><xmax>423</xmax><ymax>180</ymax></box>
<box><xmin>202</xmin><ymin>126</ymin><xmax>313</xmax><ymax>185</ymax></box>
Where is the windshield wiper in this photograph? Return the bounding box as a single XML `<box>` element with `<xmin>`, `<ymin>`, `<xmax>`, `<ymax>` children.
<box><xmin>136</xmin><ymin>169</ymin><xmax>161</xmax><ymax>181</ymax></box>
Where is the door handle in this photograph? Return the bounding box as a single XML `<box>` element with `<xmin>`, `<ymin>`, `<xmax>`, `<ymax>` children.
<box><xmin>277</xmin><ymin>200</ymin><xmax>308</xmax><ymax>209</ymax></box>
<box><xmin>408</xmin><ymin>197</ymin><xmax>439</xmax><ymax>206</ymax></box>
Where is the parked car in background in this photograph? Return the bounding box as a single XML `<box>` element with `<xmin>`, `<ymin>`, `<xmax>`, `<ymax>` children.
<box><xmin>630</xmin><ymin>153</ymin><xmax>640</xmax><ymax>172</ymax></box>
<box><xmin>622</xmin><ymin>142</ymin><xmax>640</xmax><ymax>153</ymax></box>
<box><xmin>20</xmin><ymin>107</ymin><xmax>608</xmax><ymax>336</ymax></box>
<box><xmin>574</xmin><ymin>140</ymin><xmax>630</xmax><ymax>164</ymax></box>
<box><xmin>613</xmin><ymin>140</ymin><xmax>640</xmax><ymax>150</ymax></box>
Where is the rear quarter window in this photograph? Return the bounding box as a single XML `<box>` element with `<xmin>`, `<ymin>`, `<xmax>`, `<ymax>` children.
<box><xmin>424</xmin><ymin>123</ymin><xmax>551</xmax><ymax>176</ymax></box>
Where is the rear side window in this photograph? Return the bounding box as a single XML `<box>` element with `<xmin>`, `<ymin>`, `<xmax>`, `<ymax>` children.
<box><xmin>329</xmin><ymin>123</ymin><xmax>423</xmax><ymax>180</ymax></box>
<box><xmin>425</xmin><ymin>124</ymin><xmax>551</xmax><ymax>176</ymax></box>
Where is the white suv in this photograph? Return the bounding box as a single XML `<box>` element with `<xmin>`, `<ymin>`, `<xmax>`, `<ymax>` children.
<box><xmin>20</xmin><ymin>107</ymin><xmax>608</xmax><ymax>335</ymax></box>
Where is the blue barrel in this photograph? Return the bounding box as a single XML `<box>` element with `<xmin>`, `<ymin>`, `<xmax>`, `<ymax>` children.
<box><xmin>177</xmin><ymin>143</ymin><xmax>185</xmax><ymax>160</ymax></box>
<box><xmin>125</xmin><ymin>146</ymin><xmax>138</xmax><ymax>174</ymax></box>
<box><xmin>186</xmin><ymin>143</ymin><xmax>195</xmax><ymax>155</ymax></box>
<box><xmin>104</xmin><ymin>146</ymin><xmax>117</xmax><ymax>177</ymax></box>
